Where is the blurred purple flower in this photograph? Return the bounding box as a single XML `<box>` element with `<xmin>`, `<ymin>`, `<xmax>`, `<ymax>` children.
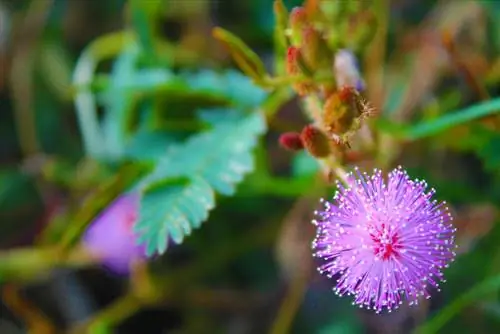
<box><xmin>312</xmin><ymin>166</ymin><xmax>457</xmax><ymax>313</ymax></box>
<box><xmin>334</xmin><ymin>49</ymin><xmax>366</xmax><ymax>92</ymax></box>
<box><xmin>82</xmin><ymin>192</ymin><xmax>147</xmax><ymax>275</ymax></box>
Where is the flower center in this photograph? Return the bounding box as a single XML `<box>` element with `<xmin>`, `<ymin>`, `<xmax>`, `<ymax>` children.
<box><xmin>369</xmin><ymin>223</ymin><xmax>400</xmax><ymax>260</ymax></box>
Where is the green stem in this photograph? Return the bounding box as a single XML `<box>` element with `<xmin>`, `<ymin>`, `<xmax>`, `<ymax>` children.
<box><xmin>378</xmin><ymin>98</ymin><xmax>500</xmax><ymax>141</ymax></box>
<box><xmin>269</xmin><ymin>274</ymin><xmax>309</xmax><ymax>334</ymax></box>
<box><xmin>74</xmin><ymin>294</ymin><xmax>141</xmax><ymax>334</ymax></box>
<box><xmin>414</xmin><ymin>274</ymin><xmax>500</xmax><ymax>334</ymax></box>
<box><xmin>0</xmin><ymin>247</ymin><xmax>95</xmax><ymax>282</ymax></box>
<box><xmin>129</xmin><ymin>0</ymin><xmax>163</xmax><ymax>64</ymax></box>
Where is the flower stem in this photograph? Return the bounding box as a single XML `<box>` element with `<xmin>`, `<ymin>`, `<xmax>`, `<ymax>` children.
<box><xmin>269</xmin><ymin>274</ymin><xmax>309</xmax><ymax>334</ymax></box>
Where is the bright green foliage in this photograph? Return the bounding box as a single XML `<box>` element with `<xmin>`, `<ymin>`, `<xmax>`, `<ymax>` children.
<box><xmin>182</xmin><ymin>70</ymin><xmax>268</xmax><ymax>108</ymax></box>
<box><xmin>136</xmin><ymin>176</ymin><xmax>215</xmax><ymax>256</ymax></box>
<box><xmin>134</xmin><ymin>110</ymin><xmax>267</xmax><ymax>255</ymax></box>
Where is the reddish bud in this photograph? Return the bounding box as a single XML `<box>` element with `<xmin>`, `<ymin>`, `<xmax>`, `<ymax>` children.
<box><xmin>300</xmin><ymin>125</ymin><xmax>331</xmax><ymax>158</ymax></box>
<box><xmin>289</xmin><ymin>7</ymin><xmax>307</xmax><ymax>45</ymax></box>
<box><xmin>301</xmin><ymin>26</ymin><xmax>331</xmax><ymax>72</ymax></box>
<box><xmin>322</xmin><ymin>87</ymin><xmax>376</xmax><ymax>142</ymax></box>
<box><xmin>279</xmin><ymin>132</ymin><xmax>304</xmax><ymax>151</ymax></box>
<box><xmin>338</xmin><ymin>86</ymin><xmax>357</xmax><ymax>103</ymax></box>
<box><xmin>322</xmin><ymin>92</ymin><xmax>356</xmax><ymax>137</ymax></box>
<box><xmin>304</xmin><ymin>0</ymin><xmax>320</xmax><ymax>17</ymax></box>
<box><xmin>290</xmin><ymin>7</ymin><xmax>307</xmax><ymax>28</ymax></box>
<box><xmin>286</xmin><ymin>46</ymin><xmax>315</xmax><ymax>96</ymax></box>
<box><xmin>286</xmin><ymin>46</ymin><xmax>300</xmax><ymax>75</ymax></box>
<box><xmin>301</xmin><ymin>26</ymin><xmax>319</xmax><ymax>70</ymax></box>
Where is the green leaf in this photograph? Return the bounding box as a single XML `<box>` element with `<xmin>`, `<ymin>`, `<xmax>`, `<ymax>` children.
<box><xmin>101</xmin><ymin>44</ymin><xmax>140</xmax><ymax>161</ymax></box>
<box><xmin>134</xmin><ymin>111</ymin><xmax>267</xmax><ymax>255</ymax></box>
<box><xmin>129</xmin><ymin>0</ymin><xmax>162</xmax><ymax>62</ymax></box>
<box><xmin>183</xmin><ymin>70</ymin><xmax>268</xmax><ymax>109</ymax></box>
<box><xmin>123</xmin><ymin>129</ymin><xmax>180</xmax><ymax>161</ymax></box>
<box><xmin>415</xmin><ymin>274</ymin><xmax>500</xmax><ymax>334</ymax></box>
<box><xmin>212</xmin><ymin>27</ymin><xmax>268</xmax><ymax>81</ymax></box>
<box><xmin>379</xmin><ymin>98</ymin><xmax>500</xmax><ymax>140</ymax></box>
<box><xmin>138</xmin><ymin>110</ymin><xmax>266</xmax><ymax>196</ymax></box>
<box><xmin>137</xmin><ymin>176</ymin><xmax>215</xmax><ymax>255</ymax></box>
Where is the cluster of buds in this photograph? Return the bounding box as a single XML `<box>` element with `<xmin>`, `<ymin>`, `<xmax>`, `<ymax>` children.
<box><xmin>277</xmin><ymin>3</ymin><xmax>376</xmax><ymax>164</ymax></box>
<box><xmin>285</xmin><ymin>6</ymin><xmax>332</xmax><ymax>96</ymax></box>
<box><xmin>279</xmin><ymin>125</ymin><xmax>334</xmax><ymax>159</ymax></box>
<box><xmin>279</xmin><ymin>122</ymin><xmax>363</xmax><ymax>166</ymax></box>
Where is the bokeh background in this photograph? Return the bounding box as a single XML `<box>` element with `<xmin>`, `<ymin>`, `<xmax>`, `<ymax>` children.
<box><xmin>1</xmin><ymin>0</ymin><xmax>500</xmax><ymax>333</ymax></box>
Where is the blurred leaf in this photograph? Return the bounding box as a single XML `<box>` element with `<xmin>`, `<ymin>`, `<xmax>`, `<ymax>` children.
<box><xmin>212</xmin><ymin>27</ymin><xmax>268</xmax><ymax>81</ymax></box>
<box><xmin>135</xmin><ymin>111</ymin><xmax>267</xmax><ymax>255</ymax></box>
<box><xmin>183</xmin><ymin>69</ymin><xmax>268</xmax><ymax>109</ymax></box>
<box><xmin>137</xmin><ymin>110</ymin><xmax>266</xmax><ymax>196</ymax></box>
<box><xmin>72</xmin><ymin>31</ymin><xmax>133</xmax><ymax>161</ymax></box>
<box><xmin>379</xmin><ymin>98</ymin><xmax>500</xmax><ymax>141</ymax></box>
<box><xmin>415</xmin><ymin>274</ymin><xmax>500</xmax><ymax>334</ymax></box>
<box><xmin>129</xmin><ymin>0</ymin><xmax>163</xmax><ymax>62</ymax></box>
<box><xmin>482</xmin><ymin>1</ymin><xmax>500</xmax><ymax>55</ymax></box>
<box><xmin>131</xmin><ymin>68</ymin><xmax>174</xmax><ymax>91</ymax></box>
<box><xmin>292</xmin><ymin>151</ymin><xmax>319</xmax><ymax>177</ymax></box>
<box><xmin>123</xmin><ymin>130</ymin><xmax>180</xmax><ymax>161</ymax></box>
<box><xmin>136</xmin><ymin>176</ymin><xmax>215</xmax><ymax>256</ymax></box>
<box><xmin>101</xmin><ymin>44</ymin><xmax>140</xmax><ymax>161</ymax></box>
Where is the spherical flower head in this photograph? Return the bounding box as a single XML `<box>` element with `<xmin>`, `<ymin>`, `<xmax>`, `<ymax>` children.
<box><xmin>312</xmin><ymin>166</ymin><xmax>457</xmax><ymax>313</ymax></box>
<box><xmin>82</xmin><ymin>192</ymin><xmax>147</xmax><ymax>275</ymax></box>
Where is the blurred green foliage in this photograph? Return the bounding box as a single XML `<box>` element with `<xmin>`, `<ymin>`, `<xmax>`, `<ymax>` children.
<box><xmin>1</xmin><ymin>0</ymin><xmax>500</xmax><ymax>333</ymax></box>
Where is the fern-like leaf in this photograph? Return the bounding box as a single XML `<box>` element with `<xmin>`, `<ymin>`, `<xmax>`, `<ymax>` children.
<box><xmin>134</xmin><ymin>111</ymin><xmax>266</xmax><ymax>255</ymax></box>
<box><xmin>136</xmin><ymin>177</ymin><xmax>215</xmax><ymax>256</ymax></box>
